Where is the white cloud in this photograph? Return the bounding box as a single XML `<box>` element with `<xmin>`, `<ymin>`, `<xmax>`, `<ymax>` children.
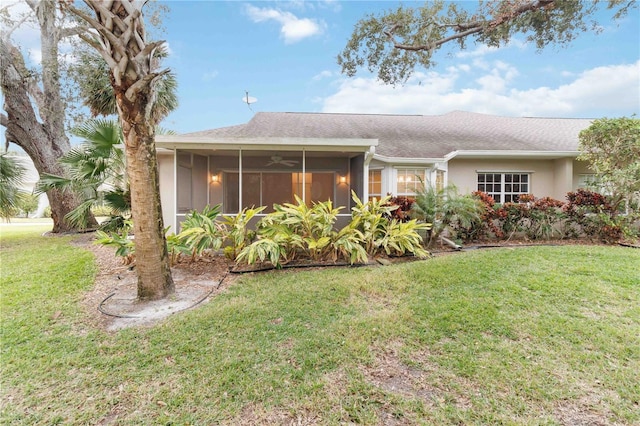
<box><xmin>321</xmin><ymin>60</ymin><xmax>640</xmax><ymax>118</ymax></box>
<box><xmin>456</xmin><ymin>44</ymin><xmax>500</xmax><ymax>59</ymax></box>
<box><xmin>312</xmin><ymin>70</ymin><xmax>333</xmax><ymax>81</ymax></box>
<box><xmin>163</xmin><ymin>41</ymin><xmax>173</xmax><ymax>56</ymax></box>
<box><xmin>244</xmin><ymin>4</ymin><xmax>325</xmax><ymax>44</ymax></box>
<box><xmin>456</xmin><ymin>39</ymin><xmax>526</xmax><ymax>59</ymax></box>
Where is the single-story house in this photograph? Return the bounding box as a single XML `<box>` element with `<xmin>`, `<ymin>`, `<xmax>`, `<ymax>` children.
<box><xmin>155</xmin><ymin>111</ymin><xmax>595</xmax><ymax>232</ymax></box>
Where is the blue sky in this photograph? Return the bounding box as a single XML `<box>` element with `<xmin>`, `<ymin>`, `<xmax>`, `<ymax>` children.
<box><xmin>159</xmin><ymin>1</ymin><xmax>640</xmax><ymax>134</ymax></box>
<box><xmin>2</xmin><ymin>0</ymin><xmax>639</xmax><ymax>140</ymax></box>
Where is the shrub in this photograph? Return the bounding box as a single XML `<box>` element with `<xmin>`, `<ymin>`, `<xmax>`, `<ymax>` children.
<box><xmin>237</xmin><ymin>193</ymin><xmax>430</xmax><ymax>267</ymax></box>
<box><xmin>458</xmin><ymin>191</ymin><xmax>504</xmax><ymax>241</ymax></box>
<box><xmin>221</xmin><ymin>206</ymin><xmax>264</xmax><ymax>260</ymax></box>
<box><xmin>386</xmin><ymin>195</ymin><xmax>414</xmax><ymax>221</ymax></box>
<box><xmin>564</xmin><ymin>189</ymin><xmax>638</xmax><ymax>243</ymax></box>
<box><xmin>178</xmin><ymin>204</ymin><xmax>225</xmax><ymax>261</ymax></box>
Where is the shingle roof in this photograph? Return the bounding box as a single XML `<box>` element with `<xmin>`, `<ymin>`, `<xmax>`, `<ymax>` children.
<box><xmin>179</xmin><ymin>111</ymin><xmax>593</xmax><ymax>159</ymax></box>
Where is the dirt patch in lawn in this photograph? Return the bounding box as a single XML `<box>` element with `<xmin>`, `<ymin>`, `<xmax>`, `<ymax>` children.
<box><xmin>76</xmin><ymin>234</ymin><xmax>235</xmax><ymax>331</ymax></box>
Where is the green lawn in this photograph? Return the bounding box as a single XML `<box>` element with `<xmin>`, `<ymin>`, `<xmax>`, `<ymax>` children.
<box><xmin>1</xmin><ymin>227</ymin><xmax>639</xmax><ymax>425</ymax></box>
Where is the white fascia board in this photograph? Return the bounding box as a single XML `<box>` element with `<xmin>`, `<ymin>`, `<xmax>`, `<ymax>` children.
<box><xmin>155</xmin><ymin>136</ymin><xmax>378</xmax><ymax>152</ymax></box>
<box><xmin>445</xmin><ymin>150</ymin><xmax>580</xmax><ymax>160</ymax></box>
<box><xmin>373</xmin><ymin>154</ymin><xmax>444</xmax><ymax>164</ymax></box>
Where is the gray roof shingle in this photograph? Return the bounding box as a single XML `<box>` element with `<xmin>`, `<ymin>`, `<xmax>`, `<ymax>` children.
<box><xmin>179</xmin><ymin>111</ymin><xmax>593</xmax><ymax>158</ymax></box>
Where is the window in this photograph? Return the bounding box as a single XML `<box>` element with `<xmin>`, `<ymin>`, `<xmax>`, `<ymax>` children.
<box><xmin>223</xmin><ymin>172</ymin><xmax>335</xmax><ymax>213</ymax></box>
<box><xmin>577</xmin><ymin>174</ymin><xmax>606</xmax><ymax>193</ymax></box>
<box><xmin>396</xmin><ymin>169</ymin><xmax>425</xmax><ymax>196</ymax></box>
<box><xmin>368</xmin><ymin>169</ymin><xmax>382</xmax><ymax>200</ymax></box>
<box><xmin>477</xmin><ymin>173</ymin><xmax>529</xmax><ymax>203</ymax></box>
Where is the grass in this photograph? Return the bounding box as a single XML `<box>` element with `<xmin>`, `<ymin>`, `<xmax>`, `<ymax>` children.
<box><xmin>1</xmin><ymin>226</ymin><xmax>639</xmax><ymax>425</ymax></box>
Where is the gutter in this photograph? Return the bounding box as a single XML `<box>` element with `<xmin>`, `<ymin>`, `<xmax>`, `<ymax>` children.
<box><xmin>444</xmin><ymin>150</ymin><xmax>580</xmax><ymax>161</ymax></box>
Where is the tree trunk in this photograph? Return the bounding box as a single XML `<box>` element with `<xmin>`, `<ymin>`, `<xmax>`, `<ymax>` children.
<box><xmin>0</xmin><ymin>2</ymin><xmax>97</xmax><ymax>232</ymax></box>
<box><xmin>122</xmin><ymin>119</ymin><xmax>174</xmax><ymax>299</ymax></box>
<box><xmin>69</xmin><ymin>0</ymin><xmax>175</xmax><ymax>300</ymax></box>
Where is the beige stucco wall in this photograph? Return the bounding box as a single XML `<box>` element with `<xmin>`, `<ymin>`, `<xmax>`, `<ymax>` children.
<box><xmin>157</xmin><ymin>151</ymin><xmax>176</xmax><ymax>233</ymax></box>
<box><xmin>447</xmin><ymin>158</ymin><xmax>579</xmax><ymax>200</ymax></box>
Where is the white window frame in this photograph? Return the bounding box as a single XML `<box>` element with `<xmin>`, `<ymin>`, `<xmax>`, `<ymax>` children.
<box><xmin>368</xmin><ymin>169</ymin><xmax>382</xmax><ymax>200</ymax></box>
<box><xmin>477</xmin><ymin>172</ymin><xmax>530</xmax><ymax>203</ymax></box>
<box><xmin>396</xmin><ymin>168</ymin><xmax>427</xmax><ymax>196</ymax></box>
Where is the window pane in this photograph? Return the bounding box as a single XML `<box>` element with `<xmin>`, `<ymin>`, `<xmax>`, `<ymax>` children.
<box><xmin>513</xmin><ymin>184</ymin><xmax>520</xmax><ymax>192</ymax></box>
<box><xmin>521</xmin><ymin>174</ymin><xmax>528</xmax><ymax>183</ymax></box>
<box><xmin>513</xmin><ymin>174</ymin><xmax>520</xmax><ymax>183</ymax></box>
<box><xmin>369</xmin><ymin>170</ymin><xmax>382</xmax><ymax>195</ymax></box>
<box><xmin>505</xmin><ymin>174</ymin><xmax>512</xmax><ymax>183</ymax></box>
<box><xmin>177</xmin><ymin>165</ymin><xmax>192</xmax><ymax>213</ymax></box>
<box><xmin>223</xmin><ymin>172</ymin><xmax>239</xmax><ymax>214</ymax></box>
<box><xmin>263</xmin><ymin>173</ymin><xmax>293</xmax><ymax>212</ymax></box>
<box><xmin>242</xmin><ymin>173</ymin><xmax>261</xmax><ymax>209</ymax></box>
<box><xmin>494</xmin><ymin>174</ymin><xmax>501</xmax><ymax>182</ymax></box>
<box><xmin>494</xmin><ymin>195</ymin><xmax>501</xmax><ymax>203</ymax></box>
<box><xmin>505</xmin><ymin>184</ymin><xmax>512</xmax><ymax>192</ymax></box>
<box><xmin>478</xmin><ymin>184</ymin><xmax>485</xmax><ymax>192</ymax></box>
<box><xmin>478</xmin><ymin>174</ymin><xmax>485</xmax><ymax>183</ymax></box>
<box><xmin>309</xmin><ymin>173</ymin><xmax>334</xmax><ymax>203</ymax></box>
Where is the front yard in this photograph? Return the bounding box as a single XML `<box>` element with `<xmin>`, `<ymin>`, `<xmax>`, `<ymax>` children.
<box><xmin>1</xmin><ymin>226</ymin><xmax>639</xmax><ymax>424</ymax></box>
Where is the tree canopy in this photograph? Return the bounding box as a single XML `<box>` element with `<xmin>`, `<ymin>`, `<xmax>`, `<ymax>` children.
<box><xmin>578</xmin><ymin>116</ymin><xmax>640</xmax><ymax>210</ymax></box>
<box><xmin>338</xmin><ymin>0</ymin><xmax>637</xmax><ymax>85</ymax></box>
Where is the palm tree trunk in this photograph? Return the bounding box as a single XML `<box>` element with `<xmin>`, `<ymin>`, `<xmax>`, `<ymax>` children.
<box><xmin>123</xmin><ymin>121</ymin><xmax>174</xmax><ymax>299</ymax></box>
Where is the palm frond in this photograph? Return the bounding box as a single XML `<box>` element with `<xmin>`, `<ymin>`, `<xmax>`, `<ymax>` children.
<box><xmin>0</xmin><ymin>154</ymin><xmax>28</xmax><ymax>218</ymax></box>
<box><xmin>35</xmin><ymin>173</ymin><xmax>73</xmax><ymax>194</ymax></box>
<box><xmin>103</xmin><ymin>188</ymin><xmax>131</xmax><ymax>215</ymax></box>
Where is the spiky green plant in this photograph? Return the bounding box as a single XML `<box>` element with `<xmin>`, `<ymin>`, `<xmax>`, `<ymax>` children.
<box><xmin>0</xmin><ymin>154</ymin><xmax>28</xmax><ymax>220</ymax></box>
<box><xmin>411</xmin><ymin>182</ymin><xmax>483</xmax><ymax>246</ymax></box>
<box><xmin>36</xmin><ymin>119</ymin><xmax>128</xmax><ymax>230</ymax></box>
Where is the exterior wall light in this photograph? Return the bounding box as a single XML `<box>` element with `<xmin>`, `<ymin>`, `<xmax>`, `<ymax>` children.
<box><xmin>211</xmin><ymin>174</ymin><xmax>219</xmax><ymax>183</ymax></box>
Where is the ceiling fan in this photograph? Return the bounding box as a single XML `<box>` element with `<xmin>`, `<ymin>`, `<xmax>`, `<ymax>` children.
<box><xmin>265</xmin><ymin>154</ymin><xmax>299</xmax><ymax>167</ymax></box>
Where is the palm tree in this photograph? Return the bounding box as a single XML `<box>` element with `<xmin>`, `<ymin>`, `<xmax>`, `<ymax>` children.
<box><xmin>0</xmin><ymin>153</ymin><xmax>27</xmax><ymax>221</ymax></box>
<box><xmin>411</xmin><ymin>182</ymin><xmax>483</xmax><ymax>246</ymax></box>
<box><xmin>36</xmin><ymin>119</ymin><xmax>129</xmax><ymax>230</ymax></box>
<box><xmin>71</xmin><ymin>46</ymin><xmax>178</xmax><ymax>123</ymax></box>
